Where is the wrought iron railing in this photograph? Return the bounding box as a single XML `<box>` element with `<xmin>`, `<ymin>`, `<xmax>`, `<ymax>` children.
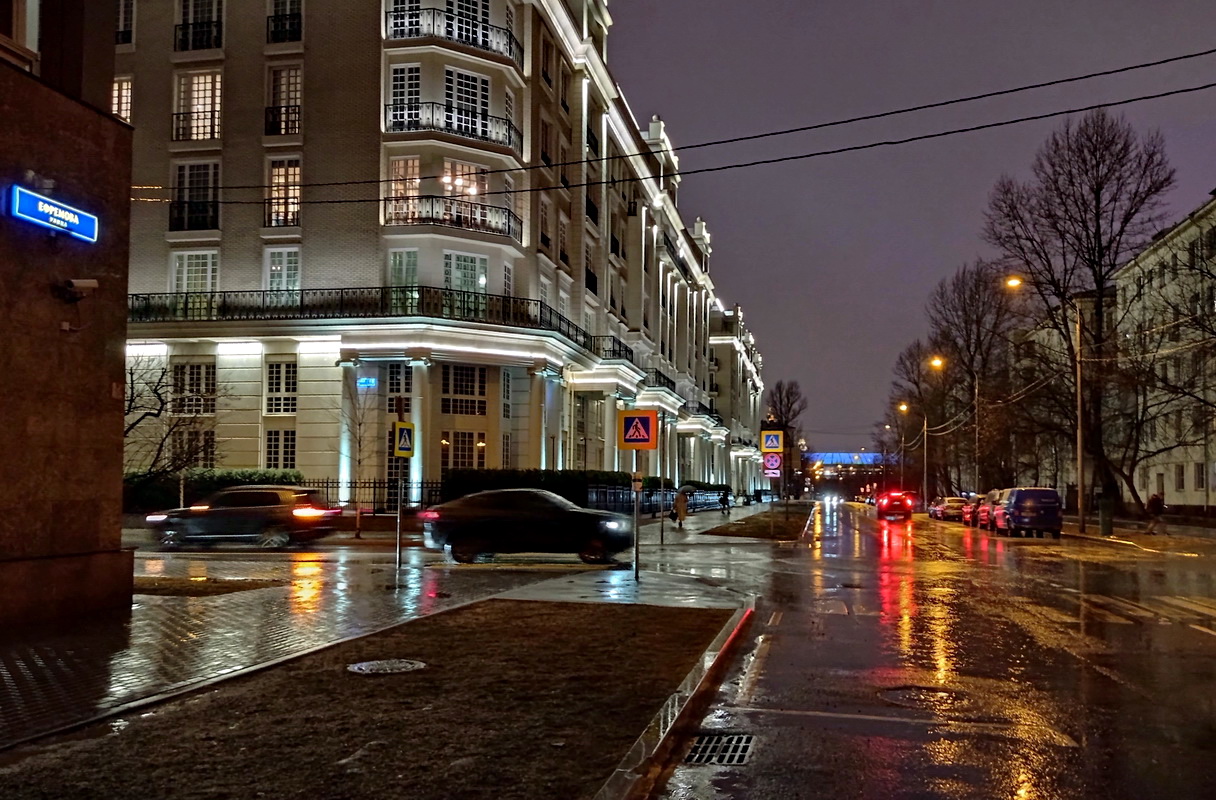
<box><xmin>384</xmin><ymin>8</ymin><xmax>522</xmax><ymax>68</ymax></box>
<box><xmin>382</xmin><ymin>195</ymin><xmax>521</xmax><ymax>243</ymax></box>
<box><xmin>383</xmin><ymin>102</ymin><xmax>521</xmax><ymax>156</ymax></box>
<box><xmin>592</xmin><ymin>336</ymin><xmax>634</xmax><ymax>362</ymax></box>
<box><xmin>267</xmin><ymin>12</ymin><xmax>302</xmax><ymax>43</ymax></box>
<box><xmin>264</xmin><ymin>105</ymin><xmax>300</xmax><ymax>135</ymax></box>
<box><xmin>175</xmin><ymin>20</ymin><xmax>222</xmax><ymax>51</ymax></box>
<box><xmin>168</xmin><ymin>200</ymin><xmax>219</xmax><ymax>231</ymax></box>
<box><xmin>172</xmin><ymin>110</ymin><xmax>221</xmax><ymax>141</ymax></box>
<box><xmin>264</xmin><ymin>198</ymin><xmax>300</xmax><ymax>227</ymax></box>
<box><xmin>299</xmin><ymin>479</ymin><xmax>444</xmax><ymax>511</ymax></box>
<box><xmin>128</xmin><ymin>285</ymin><xmax>600</xmax><ymax>354</ymax></box>
<box><xmin>645</xmin><ymin>368</ymin><xmax>677</xmax><ymax>391</ymax></box>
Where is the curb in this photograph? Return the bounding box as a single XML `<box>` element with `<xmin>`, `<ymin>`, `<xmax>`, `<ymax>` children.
<box><xmin>593</xmin><ymin>598</ymin><xmax>757</xmax><ymax>800</ymax></box>
<box><xmin>1060</xmin><ymin>530</ymin><xmax>1203</xmax><ymax>558</ymax></box>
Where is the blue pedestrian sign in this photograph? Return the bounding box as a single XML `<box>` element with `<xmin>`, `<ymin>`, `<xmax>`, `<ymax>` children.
<box><xmin>618</xmin><ymin>409</ymin><xmax>658</xmax><ymax>450</ymax></box>
<box><xmin>9</xmin><ymin>186</ymin><xmax>99</xmax><ymax>243</ymax></box>
<box><xmin>392</xmin><ymin>421</ymin><xmax>415</xmax><ymax>458</ymax></box>
<box><xmin>761</xmin><ymin>431</ymin><xmax>784</xmax><ymax>453</ymax></box>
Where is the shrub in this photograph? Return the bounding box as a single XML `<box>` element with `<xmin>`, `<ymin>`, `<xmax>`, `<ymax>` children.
<box><xmin>123</xmin><ymin>468</ymin><xmax>305</xmax><ymax>512</ymax></box>
<box><xmin>442</xmin><ymin>469</ymin><xmax>635</xmax><ymax>505</ymax></box>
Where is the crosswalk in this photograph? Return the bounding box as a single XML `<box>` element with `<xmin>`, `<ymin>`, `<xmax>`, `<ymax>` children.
<box><xmin>1058</xmin><ymin>593</ymin><xmax>1216</xmax><ymax>627</ymax></box>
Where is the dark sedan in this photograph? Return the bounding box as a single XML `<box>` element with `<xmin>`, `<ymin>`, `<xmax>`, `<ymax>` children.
<box><xmin>145</xmin><ymin>485</ymin><xmax>339</xmax><ymax>548</ymax></box>
<box><xmin>421</xmin><ymin>489</ymin><xmax>632</xmax><ymax>564</ymax></box>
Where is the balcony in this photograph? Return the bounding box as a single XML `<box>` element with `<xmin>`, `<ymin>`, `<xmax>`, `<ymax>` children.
<box><xmin>129</xmin><ymin>285</ymin><xmax>597</xmax><ymax>353</ymax></box>
<box><xmin>264</xmin><ymin>199</ymin><xmax>300</xmax><ymax>227</ymax></box>
<box><xmin>175</xmin><ymin>20</ymin><xmax>222</xmax><ymax>51</ymax></box>
<box><xmin>696</xmin><ymin>402</ymin><xmax>725</xmax><ymax>426</ymax></box>
<box><xmin>169</xmin><ymin>200</ymin><xmax>219</xmax><ymax>231</ymax></box>
<box><xmin>264</xmin><ymin>105</ymin><xmax>301</xmax><ymax>136</ymax></box>
<box><xmin>592</xmin><ymin>336</ymin><xmax>635</xmax><ymax>363</ymax></box>
<box><xmin>384</xmin><ymin>9</ymin><xmax>522</xmax><ymax>69</ymax></box>
<box><xmin>584</xmin><ymin>269</ymin><xmax>598</xmax><ymax>295</ymax></box>
<box><xmin>172</xmin><ymin>110</ymin><xmax>221</xmax><ymax>141</ymax></box>
<box><xmin>267</xmin><ymin>13</ymin><xmax>302</xmax><ymax>43</ymax></box>
<box><xmin>645</xmin><ymin>369</ymin><xmax>677</xmax><ymax>392</ymax></box>
<box><xmin>382</xmin><ymin>195</ymin><xmax>521</xmax><ymax>243</ymax></box>
<box><xmin>384</xmin><ymin>102</ymin><xmax>521</xmax><ymax>156</ymax></box>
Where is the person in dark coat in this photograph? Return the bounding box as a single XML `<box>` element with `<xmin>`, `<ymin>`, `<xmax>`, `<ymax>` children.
<box><xmin>1145</xmin><ymin>493</ymin><xmax>1167</xmax><ymax>535</ymax></box>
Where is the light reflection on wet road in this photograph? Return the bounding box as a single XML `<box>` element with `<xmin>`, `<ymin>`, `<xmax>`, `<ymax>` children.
<box><xmin>652</xmin><ymin>503</ymin><xmax>1216</xmax><ymax>800</ymax></box>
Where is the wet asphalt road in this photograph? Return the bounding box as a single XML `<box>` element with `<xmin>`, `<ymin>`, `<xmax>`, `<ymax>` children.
<box><xmin>652</xmin><ymin>503</ymin><xmax>1216</xmax><ymax>800</ymax></box>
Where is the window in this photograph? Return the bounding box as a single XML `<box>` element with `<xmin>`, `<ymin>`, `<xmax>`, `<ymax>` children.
<box><xmin>583</xmin><ymin>306</ymin><xmax>595</xmax><ymax>336</ymax></box>
<box><xmin>265</xmin><ymin>247</ymin><xmax>300</xmax><ymax>293</ymax></box>
<box><xmin>174</xmin><ymin>70</ymin><xmax>222</xmax><ymax>140</ymax></box>
<box><xmin>1196</xmin><ymin>462</ymin><xmax>1208</xmax><ymax>492</ymax></box>
<box><xmin>441</xmin><ymin>365</ymin><xmax>487</xmax><ymax>415</ymax></box>
<box><xmin>440</xmin><ymin>430</ymin><xmax>483</xmax><ymax>477</ymax></box>
<box><xmin>267</xmin><ymin>157</ymin><xmax>301</xmax><ymax>226</ymax></box>
<box><xmin>173</xmin><ymin>429</ymin><xmax>216</xmax><ymax>468</ymax></box>
<box><xmin>502</xmin><ymin>370</ymin><xmax>511</xmax><ymax>418</ymax></box>
<box><xmin>112</xmin><ymin>77</ymin><xmax>132</xmax><ymax>122</ymax></box>
<box><xmin>268</xmin><ymin>0</ymin><xmax>302</xmax><ymax>43</ymax></box>
<box><xmin>388</xmin><ymin>363</ymin><xmax>413</xmax><ymax>395</ymax></box>
<box><xmin>443</xmin><ymin>252</ymin><xmax>488</xmax><ymax>293</ymax></box>
<box><xmin>386</xmin><ymin>156</ymin><xmax>420</xmax><ymax>223</ymax></box>
<box><xmin>558</xmin><ymin>216</ymin><xmax>569</xmax><ymax>263</ymax></box>
<box><xmin>177</xmin><ymin>0</ymin><xmax>223</xmax><ymax>50</ymax></box>
<box><xmin>503</xmin><ymin>262</ymin><xmax>513</xmax><ymax>295</ymax></box>
<box><xmin>388</xmin><ymin>249</ymin><xmax>418</xmax><ymax>286</ymax></box>
<box><xmin>171</xmin><ymin>162</ymin><xmax>219</xmax><ymax>230</ymax></box>
<box><xmin>1175</xmin><ymin>463</ymin><xmax>1186</xmax><ymax>493</ymax></box>
<box><xmin>266</xmin><ymin>360</ymin><xmax>298</xmax><ymax>414</ymax></box>
<box><xmin>452</xmin><ymin>431</ymin><xmax>474</xmax><ymax>469</ymax></box>
<box><xmin>116</xmin><ymin>0</ymin><xmax>135</xmax><ymax>44</ymax></box>
<box><xmin>386</xmin><ymin>0</ymin><xmax>421</xmax><ymax>39</ymax></box>
<box><xmin>539</xmin><ymin>199</ymin><xmax>551</xmax><ymax>249</ymax></box>
<box><xmin>442</xmin><ymin>158</ymin><xmax>488</xmax><ymax>198</ymax></box>
<box><xmin>172</xmin><ymin>250</ymin><xmax>218</xmax><ymax>292</ymax></box>
<box><xmin>540</xmin><ymin>38</ymin><xmax>553</xmax><ymax>85</ymax></box>
<box><xmin>266</xmin><ymin>66</ymin><xmax>301</xmax><ymax>134</ymax></box>
<box><xmin>387</xmin><ymin>64</ymin><xmax>420</xmax><ymax>130</ymax></box>
<box><xmin>171</xmin><ymin>362</ymin><xmax>217</xmax><ymax>414</ymax></box>
<box><xmin>558</xmin><ymin>291</ymin><xmax>569</xmax><ymax>320</ymax></box>
<box><xmin>538</xmin><ymin>277</ymin><xmax>551</xmax><ymax>308</ymax></box>
<box><xmin>477</xmin><ymin>431</ymin><xmax>486</xmax><ymax>468</ymax></box>
<box><xmin>265</xmin><ymin>430</ymin><xmax>297</xmax><ymax>470</ymax></box>
<box><xmin>444</xmin><ymin>67</ymin><xmax>489</xmax><ymax>138</ymax></box>
<box><xmin>502</xmin><ymin>433</ymin><xmax>512</xmax><ymax>469</ymax></box>
<box><xmin>539</xmin><ymin>120</ymin><xmax>552</xmax><ymax>165</ymax></box>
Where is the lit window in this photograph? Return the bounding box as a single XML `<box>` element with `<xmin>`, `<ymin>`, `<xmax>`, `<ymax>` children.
<box><xmin>112</xmin><ymin>77</ymin><xmax>132</xmax><ymax>122</ymax></box>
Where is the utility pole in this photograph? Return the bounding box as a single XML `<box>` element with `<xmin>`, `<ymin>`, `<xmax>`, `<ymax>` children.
<box><xmin>1075</xmin><ymin>306</ymin><xmax>1086</xmax><ymax>534</ymax></box>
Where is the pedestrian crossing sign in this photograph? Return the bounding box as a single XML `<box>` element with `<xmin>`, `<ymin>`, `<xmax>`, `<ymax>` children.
<box><xmin>618</xmin><ymin>409</ymin><xmax>659</xmax><ymax>450</ymax></box>
<box><xmin>392</xmin><ymin>421</ymin><xmax>415</xmax><ymax>458</ymax></box>
<box><xmin>761</xmin><ymin>431</ymin><xmax>784</xmax><ymax>453</ymax></box>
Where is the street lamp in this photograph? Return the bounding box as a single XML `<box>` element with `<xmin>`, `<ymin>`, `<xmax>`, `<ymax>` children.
<box><xmin>1007</xmin><ymin>276</ymin><xmax>1086</xmax><ymax>533</ymax></box>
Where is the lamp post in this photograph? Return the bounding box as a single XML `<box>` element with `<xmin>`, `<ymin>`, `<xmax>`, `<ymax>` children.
<box><xmin>1007</xmin><ymin>277</ymin><xmax>1086</xmax><ymax>533</ymax></box>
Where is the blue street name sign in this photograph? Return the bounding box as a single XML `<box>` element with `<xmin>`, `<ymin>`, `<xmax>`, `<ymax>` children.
<box><xmin>357</xmin><ymin>377</ymin><xmax>378</xmax><ymax>389</ymax></box>
<box><xmin>9</xmin><ymin>186</ymin><xmax>99</xmax><ymax>243</ymax></box>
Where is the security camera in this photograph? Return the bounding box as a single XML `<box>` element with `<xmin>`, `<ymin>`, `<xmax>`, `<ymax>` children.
<box><xmin>55</xmin><ymin>279</ymin><xmax>99</xmax><ymax>303</ymax></box>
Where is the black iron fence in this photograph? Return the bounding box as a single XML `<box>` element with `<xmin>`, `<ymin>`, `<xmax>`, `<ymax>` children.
<box><xmin>175</xmin><ymin>20</ymin><xmax>222</xmax><ymax>51</ymax></box>
<box><xmin>168</xmin><ymin>200</ymin><xmax>219</xmax><ymax>231</ymax></box>
<box><xmin>592</xmin><ymin>335</ymin><xmax>633</xmax><ymax>362</ymax></box>
<box><xmin>265</xmin><ymin>105</ymin><xmax>301</xmax><ymax>135</ymax></box>
<box><xmin>384</xmin><ymin>102</ymin><xmax>521</xmax><ymax>155</ymax></box>
<box><xmin>172</xmin><ymin>110</ymin><xmax>220</xmax><ymax>141</ymax></box>
<box><xmin>267</xmin><ymin>12</ymin><xmax>302</xmax><ymax>43</ymax></box>
<box><xmin>384</xmin><ymin>8</ymin><xmax>522</xmax><ymax>68</ymax></box>
<box><xmin>645</xmin><ymin>368</ymin><xmax>677</xmax><ymax>391</ymax></box>
<box><xmin>382</xmin><ymin>195</ymin><xmax>522</xmax><ymax>242</ymax></box>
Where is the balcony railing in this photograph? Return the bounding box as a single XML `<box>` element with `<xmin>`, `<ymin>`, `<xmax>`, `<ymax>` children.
<box><xmin>265</xmin><ymin>105</ymin><xmax>301</xmax><ymax>136</ymax></box>
<box><xmin>175</xmin><ymin>20</ymin><xmax>222</xmax><ymax>51</ymax></box>
<box><xmin>382</xmin><ymin>195</ymin><xmax>521</xmax><ymax>243</ymax></box>
<box><xmin>267</xmin><ymin>12</ymin><xmax>302</xmax><ymax>43</ymax></box>
<box><xmin>169</xmin><ymin>200</ymin><xmax>219</xmax><ymax>231</ymax></box>
<box><xmin>645</xmin><ymin>369</ymin><xmax>676</xmax><ymax>392</ymax></box>
<box><xmin>384</xmin><ymin>8</ymin><xmax>522</xmax><ymax>68</ymax></box>
<box><xmin>264</xmin><ymin>199</ymin><xmax>300</xmax><ymax>227</ymax></box>
<box><xmin>172</xmin><ymin>110</ymin><xmax>221</xmax><ymax>141</ymax></box>
<box><xmin>129</xmin><ymin>285</ymin><xmax>598</xmax><ymax>354</ymax></box>
<box><xmin>696</xmin><ymin>402</ymin><xmax>725</xmax><ymax>426</ymax></box>
<box><xmin>592</xmin><ymin>336</ymin><xmax>634</xmax><ymax>363</ymax></box>
<box><xmin>384</xmin><ymin>102</ymin><xmax>521</xmax><ymax>156</ymax></box>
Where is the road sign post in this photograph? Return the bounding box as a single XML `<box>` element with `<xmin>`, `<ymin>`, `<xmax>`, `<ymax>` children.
<box><xmin>618</xmin><ymin>409</ymin><xmax>661</xmax><ymax>547</ymax></box>
<box><xmin>392</xmin><ymin>416</ymin><xmax>415</xmax><ymax>571</ymax></box>
<box><xmin>632</xmin><ymin>471</ymin><xmax>643</xmax><ymax>582</ymax></box>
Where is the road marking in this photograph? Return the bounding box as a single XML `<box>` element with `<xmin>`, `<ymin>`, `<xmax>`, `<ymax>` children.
<box><xmin>718</xmin><ymin>705</ymin><xmax>1077</xmax><ymax>747</ymax></box>
<box><xmin>1188</xmin><ymin>624</ymin><xmax>1216</xmax><ymax>638</ymax></box>
<box><xmin>768</xmin><ymin>611</ymin><xmax>783</xmax><ymax>627</ymax></box>
<box><xmin>1076</xmin><ymin>601</ymin><xmax>1134</xmax><ymax>624</ymax></box>
<box><xmin>1181</xmin><ymin>595</ymin><xmax>1216</xmax><ymax>613</ymax></box>
<box><xmin>1137</xmin><ymin>596</ymin><xmax>1201</xmax><ymax>619</ymax></box>
<box><xmin>1153</xmin><ymin>596</ymin><xmax>1216</xmax><ymax>619</ymax></box>
<box><xmin>735</xmin><ymin>635</ymin><xmax>772</xmax><ymax>706</ymax></box>
<box><xmin>1086</xmin><ymin>595</ymin><xmax>1158</xmax><ymax>620</ymax></box>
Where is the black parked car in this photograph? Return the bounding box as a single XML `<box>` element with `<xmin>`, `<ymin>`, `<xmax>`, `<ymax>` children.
<box><xmin>145</xmin><ymin>485</ymin><xmax>339</xmax><ymax>548</ymax></box>
<box><xmin>422</xmin><ymin>489</ymin><xmax>632</xmax><ymax>564</ymax></box>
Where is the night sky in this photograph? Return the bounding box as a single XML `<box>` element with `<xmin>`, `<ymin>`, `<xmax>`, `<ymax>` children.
<box><xmin>609</xmin><ymin>0</ymin><xmax>1216</xmax><ymax>450</ymax></box>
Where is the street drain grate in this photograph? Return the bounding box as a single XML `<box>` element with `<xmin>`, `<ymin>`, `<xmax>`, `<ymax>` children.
<box><xmin>346</xmin><ymin>659</ymin><xmax>427</xmax><ymax>675</ymax></box>
<box><xmin>685</xmin><ymin>733</ymin><xmax>754</xmax><ymax>765</ymax></box>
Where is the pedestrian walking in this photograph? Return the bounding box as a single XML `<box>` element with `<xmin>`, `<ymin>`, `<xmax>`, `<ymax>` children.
<box><xmin>1144</xmin><ymin>493</ymin><xmax>1167</xmax><ymax>535</ymax></box>
<box><xmin>718</xmin><ymin>490</ymin><xmax>731</xmax><ymax>515</ymax></box>
<box><xmin>673</xmin><ymin>491</ymin><xmax>689</xmax><ymax>529</ymax></box>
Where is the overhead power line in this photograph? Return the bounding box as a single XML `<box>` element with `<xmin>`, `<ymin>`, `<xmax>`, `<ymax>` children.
<box><xmin>138</xmin><ymin>46</ymin><xmax>1216</xmax><ymax>194</ymax></box>
<box><xmin>140</xmin><ymin>80</ymin><xmax>1216</xmax><ymax>207</ymax></box>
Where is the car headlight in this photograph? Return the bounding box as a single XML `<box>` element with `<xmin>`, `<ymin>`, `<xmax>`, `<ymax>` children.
<box><xmin>602</xmin><ymin>520</ymin><xmax>622</xmax><ymax>530</ymax></box>
<box><xmin>145</xmin><ymin>514</ymin><xmax>168</xmax><ymax>523</ymax></box>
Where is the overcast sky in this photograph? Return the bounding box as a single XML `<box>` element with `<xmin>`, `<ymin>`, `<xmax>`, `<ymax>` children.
<box><xmin>608</xmin><ymin>0</ymin><xmax>1216</xmax><ymax>451</ymax></box>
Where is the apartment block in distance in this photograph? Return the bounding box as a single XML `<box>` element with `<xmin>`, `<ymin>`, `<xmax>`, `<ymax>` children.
<box><xmin>117</xmin><ymin>0</ymin><xmax>764</xmax><ymax>503</ymax></box>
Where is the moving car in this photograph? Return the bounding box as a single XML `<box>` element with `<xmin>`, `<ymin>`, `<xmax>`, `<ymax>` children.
<box><xmin>994</xmin><ymin>487</ymin><xmax>1063</xmax><ymax>538</ymax></box>
<box><xmin>145</xmin><ymin>485</ymin><xmax>339</xmax><ymax>548</ymax></box>
<box><xmin>930</xmin><ymin>497</ymin><xmax>967</xmax><ymax>521</ymax></box>
<box><xmin>875</xmin><ymin>491</ymin><xmax>914</xmax><ymax>521</ymax></box>
<box><xmin>422</xmin><ymin>489</ymin><xmax>633</xmax><ymax>564</ymax></box>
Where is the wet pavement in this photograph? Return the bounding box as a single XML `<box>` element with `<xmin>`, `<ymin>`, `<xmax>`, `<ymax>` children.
<box><xmin>652</xmin><ymin>503</ymin><xmax>1216</xmax><ymax>800</ymax></box>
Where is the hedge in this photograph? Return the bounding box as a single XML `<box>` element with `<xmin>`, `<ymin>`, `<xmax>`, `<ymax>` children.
<box><xmin>442</xmin><ymin>470</ymin><xmax>730</xmax><ymax>505</ymax></box>
<box><xmin>123</xmin><ymin>468</ymin><xmax>306</xmax><ymax>512</ymax></box>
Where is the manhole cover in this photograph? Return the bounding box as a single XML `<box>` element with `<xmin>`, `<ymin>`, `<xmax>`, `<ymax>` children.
<box><xmin>346</xmin><ymin>659</ymin><xmax>427</xmax><ymax>675</ymax></box>
<box><xmin>879</xmin><ymin>686</ymin><xmax>969</xmax><ymax>711</ymax></box>
<box><xmin>685</xmin><ymin>733</ymin><xmax>754</xmax><ymax>765</ymax></box>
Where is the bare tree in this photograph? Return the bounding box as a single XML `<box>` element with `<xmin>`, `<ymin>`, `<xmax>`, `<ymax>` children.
<box><xmin>124</xmin><ymin>356</ymin><xmax>224</xmax><ymax>488</ymax></box>
<box><xmin>340</xmin><ymin>371</ymin><xmax>385</xmax><ymax>538</ymax></box>
<box><xmin>984</xmin><ymin>109</ymin><xmax>1176</xmax><ymax>508</ymax></box>
<box><xmin>765</xmin><ymin>380</ymin><xmax>807</xmax><ymax>498</ymax></box>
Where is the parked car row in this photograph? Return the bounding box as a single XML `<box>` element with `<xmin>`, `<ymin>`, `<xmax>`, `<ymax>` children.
<box><xmin>959</xmin><ymin>488</ymin><xmax>1063</xmax><ymax>538</ymax></box>
<box><xmin>927</xmin><ymin>497</ymin><xmax>967</xmax><ymax>521</ymax></box>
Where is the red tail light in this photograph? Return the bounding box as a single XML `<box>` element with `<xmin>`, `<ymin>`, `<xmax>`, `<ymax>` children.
<box><xmin>293</xmin><ymin>506</ymin><xmax>327</xmax><ymax>518</ymax></box>
<box><xmin>419</xmin><ymin>510</ymin><xmax>440</xmax><ymax>522</ymax></box>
